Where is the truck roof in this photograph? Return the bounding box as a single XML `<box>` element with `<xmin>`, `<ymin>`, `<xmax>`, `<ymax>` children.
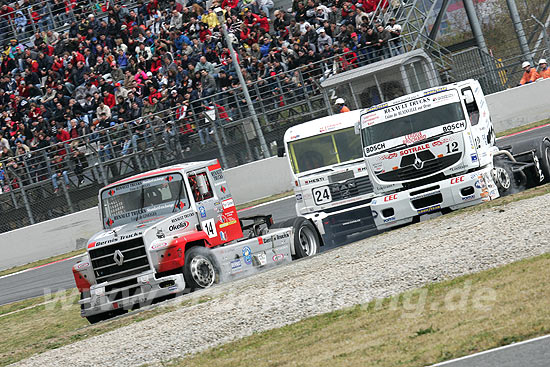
<box><xmin>284</xmin><ymin>109</ymin><xmax>362</xmax><ymax>143</ymax></box>
<box><xmin>104</xmin><ymin>159</ymin><xmax>219</xmax><ymax>189</ymax></box>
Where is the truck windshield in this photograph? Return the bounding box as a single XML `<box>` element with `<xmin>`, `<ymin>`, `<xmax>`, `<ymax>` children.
<box><xmin>361</xmin><ymin>102</ymin><xmax>466</xmax><ymax>146</ymax></box>
<box><xmin>101</xmin><ymin>173</ymin><xmax>188</xmax><ymax>228</ymax></box>
<box><xmin>288</xmin><ymin>127</ymin><xmax>362</xmax><ymax>174</ymax></box>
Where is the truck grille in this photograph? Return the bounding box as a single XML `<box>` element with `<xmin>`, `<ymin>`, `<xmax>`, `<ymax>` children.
<box><xmin>328</xmin><ymin>176</ymin><xmax>374</xmax><ymax>201</ymax></box>
<box><xmin>89</xmin><ymin>237</ymin><xmax>150</xmax><ymax>283</ymax></box>
<box><xmin>376</xmin><ymin>153</ymin><xmax>461</xmax><ymax>182</ymax></box>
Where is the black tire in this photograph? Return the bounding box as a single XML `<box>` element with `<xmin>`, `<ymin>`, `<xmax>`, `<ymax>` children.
<box><xmin>493</xmin><ymin>159</ymin><xmax>514</xmax><ymax>195</ymax></box>
<box><xmin>539</xmin><ymin>140</ymin><xmax>550</xmax><ymax>183</ymax></box>
<box><xmin>183</xmin><ymin>246</ymin><xmax>220</xmax><ymax>290</ymax></box>
<box><xmin>289</xmin><ymin>217</ymin><xmax>321</xmax><ymax>259</ymax></box>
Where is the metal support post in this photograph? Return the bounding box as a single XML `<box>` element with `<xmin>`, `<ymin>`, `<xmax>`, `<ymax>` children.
<box><xmin>505</xmin><ymin>0</ymin><xmax>533</xmax><ymax>65</ymax></box>
<box><xmin>204</xmin><ymin>107</ymin><xmax>228</xmax><ymax>168</ymax></box>
<box><xmin>531</xmin><ymin>15</ymin><xmax>550</xmax><ymax>57</ymax></box>
<box><xmin>216</xmin><ymin>9</ymin><xmax>270</xmax><ymax>158</ymax></box>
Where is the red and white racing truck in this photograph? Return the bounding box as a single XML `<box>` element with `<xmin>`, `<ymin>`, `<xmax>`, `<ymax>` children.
<box><xmin>73</xmin><ymin>159</ymin><xmax>321</xmax><ymax>323</ymax></box>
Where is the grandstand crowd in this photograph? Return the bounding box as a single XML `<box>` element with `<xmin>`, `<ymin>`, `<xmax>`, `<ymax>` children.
<box><xmin>0</xmin><ymin>0</ymin><xmax>404</xmax><ymax>192</ymax></box>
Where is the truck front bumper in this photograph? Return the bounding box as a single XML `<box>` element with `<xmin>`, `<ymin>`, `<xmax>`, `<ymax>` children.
<box><xmin>306</xmin><ymin>200</ymin><xmax>377</xmax><ymax>245</ymax></box>
<box><xmin>371</xmin><ymin>166</ymin><xmax>499</xmax><ymax>230</ymax></box>
<box><xmin>80</xmin><ymin>271</ymin><xmax>186</xmax><ymax>317</ymax></box>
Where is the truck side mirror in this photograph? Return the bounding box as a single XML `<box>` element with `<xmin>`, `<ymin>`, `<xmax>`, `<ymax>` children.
<box><xmin>463</xmin><ymin>90</ymin><xmax>474</xmax><ymax>105</ymax></box>
<box><xmin>354</xmin><ymin>121</ymin><xmax>361</xmax><ymax>135</ymax></box>
<box><xmin>196</xmin><ymin>174</ymin><xmax>209</xmax><ymax>195</ymax></box>
<box><xmin>277</xmin><ymin>145</ymin><xmax>286</xmax><ymax>157</ymax></box>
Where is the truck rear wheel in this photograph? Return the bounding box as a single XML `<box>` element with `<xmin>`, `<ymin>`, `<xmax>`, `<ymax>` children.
<box><xmin>291</xmin><ymin>217</ymin><xmax>320</xmax><ymax>259</ymax></box>
<box><xmin>183</xmin><ymin>246</ymin><xmax>220</xmax><ymax>290</ymax></box>
<box><xmin>539</xmin><ymin>140</ymin><xmax>550</xmax><ymax>183</ymax></box>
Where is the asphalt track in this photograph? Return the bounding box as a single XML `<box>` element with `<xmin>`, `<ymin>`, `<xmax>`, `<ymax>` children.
<box><xmin>0</xmin><ymin>124</ymin><xmax>549</xmax><ymax>305</ymax></box>
<box><xmin>1</xmin><ymin>125</ymin><xmax>549</xmax><ymax>365</ymax></box>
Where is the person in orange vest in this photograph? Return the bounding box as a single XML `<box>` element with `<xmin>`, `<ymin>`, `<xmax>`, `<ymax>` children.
<box><xmin>519</xmin><ymin>61</ymin><xmax>541</xmax><ymax>85</ymax></box>
<box><xmin>335</xmin><ymin>98</ymin><xmax>350</xmax><ymax>113</ymax></box>
<box><xmin>538</xmin><ymin>59</ymin><xmax>550</xmax><ymax>79</ymax></box>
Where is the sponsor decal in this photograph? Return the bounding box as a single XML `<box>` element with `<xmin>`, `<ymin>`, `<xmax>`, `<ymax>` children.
<box><xmin>108</xmin><ymin>189</ymin><xmax>115</xmax><ymax>196</ymax></box>
<box><xmin>474</xmin><ymin>180</ymin><xmax>482</xmax><ymax>189</ymax></box>
<box><xmin>199</xmin><ymin>206</ymin><xmax>207</xmax><ymax>218</ymax></box>
<box><xmin>220</xmin><ymin>185</ymin><xmax>227</xmax><ymax>194</ymax></box>
<box><xmin>168</xmin><ymin>285</ymin><xmax>178</xmax><ymax>292</ymax></box>
<box><xmin>450</xmin><ymin>176</ymin><xmax>464</xmax><ymax>185</ymax></box>
<box><xmin>230</xmin><ymin>259</ymin><xmax>242</xmax><ymax>271</ymax></box>
<box><xmin>379</xmin><ymin>152</ymin><xmax>398</xmax><ymax>160</ymax></box>
<box><xmin>105</xmin><ymin>218</ymin><xmax>114</xmax><ymax>227</ymax></box>
<box><xmin>219</xmin><ymin>220</ymin><xmax>237</xmax><ymax>228</ymax></box>
<box><xmin>222</xmin><ymin>198</ymin><xmax>235</xmax><ymax>209</ymax></box>
<box><xmin>417</xmin><ymin>205</ymin><xmax>441</xmax><ymax>215</ymax></box>
<box><xmin>257</xmin><ymin>237</ymin><xmax>264</xmax><ymax>245</ymax></box>
<box><xmin>171</xmin><ymin>213</ymin><xmax>194</xmax><ymax>223</ymax></box>
<box><xmin>175</xmin><ymin>201</ymin><xmax>185</xmax><ymax>209</ymax></box>
<box><xmin>272</xmin><ymin>254</ymin><xmax>285</xmax><ymax>262</ymax></box>
<box><xmin>75</xmin><ymin>261</ymin><xmax>89</xmax><ymax>270</ymax></box>
<box><xmin>462</xmin><ymin>194</ymin><xmax>476</xmax><ymax>201</ymax></box>
<box><xmin>364</xmin><ymin>142</ymin><xmax>386</xmax><ymax>154</ymax></box>
<box><xmin>290</xmin><ymin>134</ymin><xmax>300</xmax><ymax>139</ymax></box>
<box><xmin>384</xmin><ymin>194</ymin><xmax>397</xmax><ymax>202</ymax></box>
<box><xmin>95</xmin><ymin>232</ymin><xmax>143</xmax><ymax>246</ymax></box>
<box><xmin>319</xmin><ymin>122</ymin><xmax>343</xmax><ymax>133</ymax></box>
<box><xmin>423</xmin><ymin>86</ymin><xmax>447</xmax><ymax>96</ymax></box>
<box><xmin>400</xmin><ymin>143</ymin><xmax>430</xmax><ymax>156</ymax></box>
<box><xmin>442</xmin><ymin>121</ymin><xmax>466</xmax><ymax>133</ymax></box>
<box><xmin>295</xmin><ymin>193</ymin><xmax>303</xmax><ymax>201</ymax></box>
<box><xmin>165</xmin><ymin>175</ymin><xmax>173</xmax><ymax>182</ymax></box>
<box><xmin>372</xmin><ymin>210</ymin><xmax>378</xmax><ymax>218</ymax></box>
<box><xmin>364</xmin><ymin>102</ymin><xmax>388</xmax><ymax>114</ymax></box>
<box><xmin>219</xmin><ymin>231</ymin><xmax>227</xmax><ymax>241</ymax></box>
<box><xmin>151</xmin><ymin>242</ymin><xmax>169</xmax><ymax>250</ymax></box>
<box><xmin>372</xmin><ymin>162</ymin><xmax>384</xmax><ymax>173</ymax></box>
<box><xmin>342</xmin><ymin>219</ymin><xmax>360</xmax><ymax>226</ymax></box>
<box><xmin>403</xmin><ymin>131</ymin><xmax>427</xmax><ymax>145</ymax></box>
<box><xmin>168</xmin><ymin>221</ymin><xmax>189</xmax><ymax>232</ymax></box>
<box><xmin>242</xmin><ymin>246</ymin><xmax>252</xmax><ymax>265</ymax></box>
<box><xmin>471</xmin><ymin>153</ymin><xmax>478</xmax><ymax>163</ymax></box>
<box><xmin>383</xmin><ymin>216</ymin><xmax>396</xmax><ymax>223</ymax></box>
<box><xmin>210</xmin><ymin>169</ymin><xmax>224</xmax><ymax>182</ymax></box>
<box><xmin>304</xmin><ymin>177</ymin><xmax>325</xmax><ymax>185</ymax></box>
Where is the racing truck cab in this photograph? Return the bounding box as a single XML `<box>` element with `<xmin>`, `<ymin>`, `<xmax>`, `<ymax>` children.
<box><xmin>359</xmin><ymin>80</ymin><xmax>502</xmax><ymax>229</ymax></box>
<box><xmin>73</xmin><ymin>160</ymin><xmax>321</xmax><ymax>323</ymax></box>
<box><xmin>282</xmin><ymin>110</ymin><xmax>376</xmax><ymax>245</ymax></box>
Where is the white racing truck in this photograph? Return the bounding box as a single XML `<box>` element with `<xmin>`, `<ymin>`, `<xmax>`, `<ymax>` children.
<box><xmin>358</xmin><ymin>79</ymin><xmax>550</xmax><ymax>230</ymax></box>
<box><xmin>279</xmin><ymin>110</ymin><xmax>377</xmax><ymax>246</ymax></box>
<box><xmin>72</xmin><ymin>159</ymin><xmax>321</xmax><ymax>323</ymax></box>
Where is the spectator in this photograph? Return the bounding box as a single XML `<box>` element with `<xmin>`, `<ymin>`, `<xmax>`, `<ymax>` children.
<box><xmin>519</xmin><ymin>61</ymin><xmax>541</xmax><ymax>85</ymax></box>
<box><xmin>50</xmin><ymin>153</ymin><xmax>69</xmax><ymax>193</ymax></box>
<box><xmin>538</xmin><ymin>59</ymin><xmax>550</xmax><ymax>79</ymax></box>
<box><xmin>335</xmin><ymin>98</ymin><xmax>350</xmax><ymax>113</ymax></box>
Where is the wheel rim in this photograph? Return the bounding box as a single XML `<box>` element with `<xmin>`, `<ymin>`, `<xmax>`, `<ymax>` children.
<box><xmin>298</xmin><ymin>226</ymin><xmax>317</xmax><ymax>256</ymax></box>
<box><xmin>495</xmin><ymin>166</ymin><xmax>511</xmax><ymax>190</ymax></box>
<box><xmin>190</xmin><ymin>255</ymin><xmax>215</xmax><ymax>288</ymax></box>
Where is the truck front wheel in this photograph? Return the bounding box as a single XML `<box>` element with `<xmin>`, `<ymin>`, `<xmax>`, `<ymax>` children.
<box><xmin>539</xmin><ymin>140</ymin><xmax>550</xmax><ymax>183</ymax></box>
<box><xmin>183</xmin><ymin>246</ymin><xmax>220</xmax><ymax>290</ymax></box>
<box><xmin>292</xmin><ymin>218</ymin><xmax>321</xmax><ymax>259</ymax></box>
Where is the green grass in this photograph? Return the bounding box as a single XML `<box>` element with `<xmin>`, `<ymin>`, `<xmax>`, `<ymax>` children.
<box><xmin>166</xmin><ymin>253</ymin><xmax>550</xmax><ymax>367</ymax></box>
<box><xmin>496</xmin><ymin>118</ymin><xmax>550</xmax><ymax>138</ymax></box>
<box><xmin>235</xmin><ymin>190</ymin><xmax>293</xmax><ymax>210</ymax></box>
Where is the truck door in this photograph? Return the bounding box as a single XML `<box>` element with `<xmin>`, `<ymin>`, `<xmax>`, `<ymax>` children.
<box><xmin>188</xmin><ymin>163</ymin><xmax>242</xmax><ymax>246</ymax></box>
<box><xmin>461</xmin><ymin>86</ymin><xmax>491</xmax><ymax>167</ymax></box>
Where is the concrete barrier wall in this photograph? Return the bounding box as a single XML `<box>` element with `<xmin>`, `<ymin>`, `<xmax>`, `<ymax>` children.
<box><xmin>224</xmin><ymin>156</ymin><xmax>293</xmax><ymax>204</ymax></box>
<box><xmin>0</xmin><ymin>207</ymin><xmax>101</xmax><ymax>270</ymax></box>
<box><xmin>2</xmin><ymin>82</ymin><xmax>549</xmax><ymax>270</ymax></box>
<box><xmin>487</xmin><ymin>79</ymin><xmax>550</xmax><ymax>133</ymax></box>
<box><xmin>0</xmin><ymin>157</ymin><xmax>293</xmax><ymax>270</ymax></box>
